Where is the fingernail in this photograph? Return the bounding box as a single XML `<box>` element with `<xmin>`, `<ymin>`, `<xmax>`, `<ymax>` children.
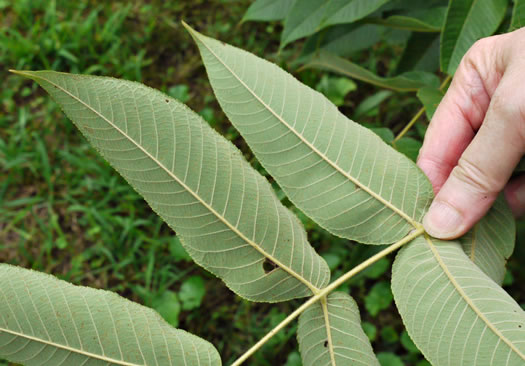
<box><xmin>423</xmin><ymin>201</ymin><xmax>463</xmax><ymax>238</ymax></box>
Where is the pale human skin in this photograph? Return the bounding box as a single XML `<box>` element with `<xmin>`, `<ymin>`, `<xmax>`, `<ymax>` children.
<box><xmin>418</xmin><ymin>27</ymin><xmax>525</xmax><ymax>239</ymax></box>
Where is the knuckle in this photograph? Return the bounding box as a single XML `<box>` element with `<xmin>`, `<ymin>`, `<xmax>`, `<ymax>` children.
<box><xmin>451</xmin><ymin>157</ymin><xmax>501</xmax><ymax>195</ymax></box>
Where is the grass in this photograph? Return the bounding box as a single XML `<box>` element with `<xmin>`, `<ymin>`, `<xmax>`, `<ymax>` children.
<box><xmin>1</xmin><ymin>1</ymin><xmax>524</xmax><ymax>365</ymax></box>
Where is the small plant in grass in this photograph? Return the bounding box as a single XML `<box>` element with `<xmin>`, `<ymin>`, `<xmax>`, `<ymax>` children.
<box><xmin>3</xmin><ymin>5</ymin><xmax>525</xmax><ymax>366</ymax></box>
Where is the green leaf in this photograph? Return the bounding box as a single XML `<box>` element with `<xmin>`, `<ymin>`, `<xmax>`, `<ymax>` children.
<box><xmin>459</xmin><ymin>195</ymin><xmax>516</xmax><ymax>285</ymax></box>
<box><xmin>152</xmin><ymin>290</ymin><xmax>181</xmax><ymax>327</ymax></box>
<box><xmin>304</xmin><ymin>51</ymin><xmax>439</xmax><ymax>91</ymax></box>
<box><xmin>0</xmin><ymin>264</ymin><xmax>221</xmax><ymax>366</ymax></box>
<box><xmin>363</xmin><ymin>257</ymin><xmax>391</xmax><ymax>279</ymax></box>
<box><xmin>392</xmin><ymin>236</ymin><xmax>525</xmax><ymax>365</ymax></box>
<box><xmin>186</xmin><ymin>26</ymin><xmax>434</xmax><ymax>244</ymax></box>
<box><xmin>380</xmin><ymin>326</ymin><xmax>399</xmax><ymax>343</ymax></box>
<box><xmin>365</xmin><ymin>281</ymin><xmax>393</xmax><ymax>317</ymax></box>
<box><xmin>369</xmin><ymin>127</ymin><xmax>394</xmax><ymax>144</ymax></box>
<box><xmin>440</xmin><ymin>0</ymin><xmax>508</xmax><ymax>74</ymax></box>
<box><xmin>242</xmin><ymin>0</ymin><xmax>296</xmax><ymax>22</ymax></box>
<box><xmin>299</xmin><ymin>24</ymin><xmax>382</xmax><ymax>61</ymax></box>
<box><xmin>367</xmin><ymin>6</ymin><xmax>447</xmax><ymax>32</ymax></box>
<box><xmin>393</xmin><ymin>137</ymin><xmax>422</xmax><ymax>162</ymax></box>
<box><xmin>416</xmin><ymin>86</ymin><xmax>444</xmax><ymax>120</ymax></box>
<box><xmin>13</xmin><ymin>69</ymin><xmax>330</xmax><ymax>302</ymax></box>
<box><xmin>354</xmin><ymin>90</ymin><xmax>393</xmax><ymax>119</ymax></box>
<box><xmin>362</xmin><ymin>321</ymin><xmax>378</xmax><ymax>341</ymax></box>
<box><xmin>315</xmin><ymin>75</ymin><xmax>356</xmax><ymax>106</ymax></box>
<box><xmin>179</xmin><ymin>275</ymin><xmax>206</xmax><ymax>311</ymax></box>
<box><xmin>169</xmin><ymin>236</ymin><xmax>192</xmax><ymax>262</ymax></box>
<box><xmin>401</xmin><ymin>330</ymin><xmax>420</xmax><ymax>353</ymax></box>
<box><xmin>510</xmin><ymin>0</ymin><xmax>525</xmax><ymax>30</ymax></box>
<box><xmin>167</xmin><ymin>84</ymin><xmax>190</xmax><ymax>103</ymax></box>
<box><xmin>297</xmin><ymin>292</ymin><xmax>380</xmax><ymax>366</ymax></box>
<box><xmin>281</xmin><ymin>0</ymin><xmax>389</xmax><ymax>48</ymax></box>
<box><xmin>377</xmin><ymin>352</ymin><xmax>404</xmax><ymax>366</ymax></box>
<box><xmin>397</xmin><ymin>33</ymin><xmax>440</xmax><ymax>74</ymax></box>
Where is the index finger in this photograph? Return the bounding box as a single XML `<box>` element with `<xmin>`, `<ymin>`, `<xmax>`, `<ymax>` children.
<box><xmin>417</xmin><ymin>36</ymin><xmax>506</xmax><ymax>193</ymax></box>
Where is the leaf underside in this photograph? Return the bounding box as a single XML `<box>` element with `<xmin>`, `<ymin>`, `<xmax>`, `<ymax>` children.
<box><xmin>459</xmin><ymin>195</ymin><xmax>515</xmax><ymax>285</ymax></box>
<box><xmin>16</xmin><ymin>70</ymin><xmax>329</xmax><ymax>303</ymax></box>
<box><xmin>392</xmin><ymin>237</ymin><xmax>525</xmax><ymax>366</ymax></box>
<box><xmin>298</xmin><ymin>292</ymin><xmax>380</xmax><ymax>366</ymax></box>
<box><xmin>187</xmin><ymin>25</ymin><xmax>435</xmax><ymax>244</ymax></box>
<box><xmin>0</xmin><ymin>264</ymin><xmax>221</xmax><ymax>366</ymax></box>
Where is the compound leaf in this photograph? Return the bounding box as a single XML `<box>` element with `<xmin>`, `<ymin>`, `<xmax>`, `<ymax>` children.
<box><xmin>186</xmin><ymin>25</ymin><xmax>434</xmax><ymax>244</ymax></box>
<box><xmin>298</xmin><ymin>292</ymin><xmax>380</xmax><ymax>366</ymax></box>
<box><xmin>440</xmin><ymin>0</ymin><xmax>508</xmax><ymax>74</ymax></box>
<box><xmin>459</xmin><ymin>195</ymin><xmax>515</xmax><ymax>285</ymax></box>
<box><xmin>0</xmin><ymin>264</ymin><xmax>221</xmax><ymax>366</ymax></box>
<box><xmin>392</xmin><ymin>236</ymin><xmax>525</xmax><ymax>365</ymax></box>
<box><xmin>13</xmin><ymin>70</ymin><xmax>330</xmax><ymax>302</ymax></box>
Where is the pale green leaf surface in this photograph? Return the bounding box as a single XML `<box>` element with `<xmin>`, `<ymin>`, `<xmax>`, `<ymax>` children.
<box><xmin>511</xmin><ymin>0</ymin><xmax>525</xmax><ymax>30</ymax></box>
<box><xmin>304</xmin><ymin>51</ymin><xmax>439</xmax><ymax>91</ymax></box>
<box><xmin>186</xmin><ymin>26</ymin><xmax>434</xmax><ymax>244</ymax></box>
<box><xmin>440</xmin><ymin>0</ymin><xmax>508</xmax><ymax>74</ymax></box>
<box><xmin>392</xmin><ymin>236</ymin><xmax>525</xmax><ymax>365</ymax></box>
<box><xmin>0</xmin><ymin>264</ymin><xmax>220</xmax><ymax>366</ymax></box>
<box><xmin>242</xmin><ymin>0</ymin><xmax>296</xmax><ymax>22</ymax></box>
<box><xmin>281</xmin><ymin>0</ymin><xmax>388</xmax><ymax>48</ymax></box>
<box><xmin>15</xmin><ymin>70</ymin><xmax>329</xmax><ymax>302</ymax></box>
<box><xmin>297</xmin><ymin>292</ymin><xmax>380</xmax><ymax>366</ymax></box>
<box><xmin>459</xmin><ymin>195</ymin><xmax>515</xmax><ymax>285</ymax></box>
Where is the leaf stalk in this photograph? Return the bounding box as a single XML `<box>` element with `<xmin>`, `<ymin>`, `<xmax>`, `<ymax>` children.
<box><xmin>231</xmin><ymin>227</ymin><xmax>425</xmax><ymax>366</ymax></box>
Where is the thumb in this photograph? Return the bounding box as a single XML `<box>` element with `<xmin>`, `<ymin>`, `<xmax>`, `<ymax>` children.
<box><xmin>423</xmin><ymin>71</ymin><xmax>525</xmax><ymax>239</ymax></box>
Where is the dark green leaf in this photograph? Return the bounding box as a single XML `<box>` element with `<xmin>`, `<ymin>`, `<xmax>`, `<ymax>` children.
<box><xmin>369</xmin><ymin>127</ymin><xmax>395</xmax><ymax>144</ymax></box>
<box><xmin>281</xmin><ymin>0</ymin><xmax>389</xmax><ymax>48</ymax></box>
<box><xmin>401</xmin><ymin>330</ymin><xmax>420</xmax><ymax>353</ymax></box>
<box><xmin>303</xmin><ymin>51</ymin><xmax>439</xmax><ymax>91</ymax></box>
<box><xmin>152</xmin><ymin>290</ymin><xmax>181</xmax><ymax>327</ymax></box>
<box><xmin>179</xmin><ymin>275</ymin><xmax>206</xmax><ymax>310</ymax></box>
<box><xmin>440</xmin><ymin>0</ymin><xmax>508</xmax><ymax>74</ymax></box>
<box><xmin>365</xmin><ymin>281</ymin><xmax>393</xmax><ymax>316</ymax></box>
<box><xmin>394</xmin><ymin>137</ymin><xmax>422</xmax><ymax>162</ymax></box>
<box><xmin>355</xmin><ymin>90</ymin><xmax>394</xmax><ymax>119</ymax></box>
<box><xmin>367</xmin><ymin>6</ymin><xmax>447</xmax><ymax>32</ymax></box>
<box><xmin>315</xmin><ymin>75</ymin><xmax>356</xmax><ymax>106</ymax></box>
<box><xmin>300</xmin><ymin>24</ymin><xmax>382</xmax><ymax>62</ymax></box>
<box><xmin>242</xmin><ymin>0</ymin><xmax>296</xmax><ymax>22</ymax></box>
<box><xmin>511</xmin><ymin>0</ymin><xmax>525</xmax><ymax>30</ymax></box>
<box><xmin>417</xmin><ymin>86</ymin><xmax>444</xmax><ymax>120</ymax></box>
<box><xmin>377</xmin><ymin>352</ymin><xmax>405</xmax><ymax>366</ymax></box>
<box><xmin>397</xmin><ymin>33</ymin><xmax>440</xmax><ymax>74</ymax></box>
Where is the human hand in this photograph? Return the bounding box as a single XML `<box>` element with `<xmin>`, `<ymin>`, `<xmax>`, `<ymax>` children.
<box><xmin>417</xmin><ymin>27</ymin><xmax>525</xmax><ymax>239</ymax></box>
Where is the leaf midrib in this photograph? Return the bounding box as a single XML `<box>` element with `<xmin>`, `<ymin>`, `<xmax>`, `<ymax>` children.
<box><xmin>27</xmin><ymin>72</ymin><xmax>319</xmax><ymax>295</ymax></box>
<box><xmin>191</xmin><ymin>30</ymin><xmax>420</xmax><ymax>228</ymax></box>
<box><xmin>320</xmin><ymin>297</ymin><xmax>337</xmax><ymax>365</ymax></box>
<box><xmin>424</xmin><ymin>234</ymin><xmax>525</xmax><ymax>360</ymax></box>
<box><xmin>0</xmin><ymin>327</ymin><xmax>140</xmax><ymax>366</ymax></box>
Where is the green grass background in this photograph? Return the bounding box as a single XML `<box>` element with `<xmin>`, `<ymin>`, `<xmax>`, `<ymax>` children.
<box><xmin>1</xmin><ymin>1</ymin><xmax>524</xmax><ymax>365</ymax></box>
